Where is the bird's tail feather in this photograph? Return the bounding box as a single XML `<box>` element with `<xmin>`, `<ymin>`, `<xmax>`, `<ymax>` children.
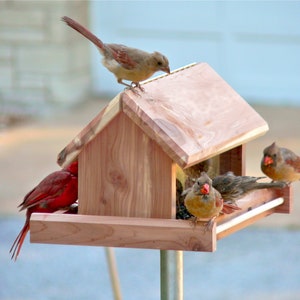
<box><xmin>222</xmin><ymin>203</ymin><xmax>241</xmax><ymax>214</ymax></box>
<box><xmin>9</xmin><ymin>221</ymin><xmax>29</xmax><ymax>261</ymax></box>
<box><xmin>62</xmin><ymin>16</ymin><xmax>105</xmax><ymax>51</ymax></box>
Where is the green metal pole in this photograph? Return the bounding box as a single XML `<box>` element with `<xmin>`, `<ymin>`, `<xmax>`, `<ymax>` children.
<box><xmin>161</xmin><ymin>250</ymin><xmax>169</xmax><ymax>300</ymax></box>
<box><xmin>160</xmin><ymin>250</ymin><xmax>183</xmax><ymax>300</ymax></box>
<box><xmin>105</xmin><ymin>247</ymin><xmax>122</xmax><ymax>300</ymax></box>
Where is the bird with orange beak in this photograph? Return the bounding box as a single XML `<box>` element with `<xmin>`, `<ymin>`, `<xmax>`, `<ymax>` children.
<box><xmin>183</xmin><ymin>172</ymin><xmax>239</xmax><ymax>228</ymax></box>
<box><xmin>261</xmin><ymin>142</ymin><xmax>300</xmax><ymax>183</ymax></box>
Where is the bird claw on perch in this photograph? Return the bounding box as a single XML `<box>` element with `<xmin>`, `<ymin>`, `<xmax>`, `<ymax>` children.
<box><xmin>131</xmin><ymin>81</ymin><xmax>145</xmax><ymax>92</ymax></box>
<box><xmin>121</xmin><ymin>81</ymin><xmax>145</xmax><ymax>96</ymax></box>
<box><xmin>187</xmin><ymin>215</ymin><xmax>215</xmax><ymax>233</ymax></box>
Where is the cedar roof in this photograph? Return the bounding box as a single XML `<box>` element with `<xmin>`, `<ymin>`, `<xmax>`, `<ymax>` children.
<box><xmin>57</xmin><ymin>63</ymin><xmax>268</xmax><ymax>168</ymax></box>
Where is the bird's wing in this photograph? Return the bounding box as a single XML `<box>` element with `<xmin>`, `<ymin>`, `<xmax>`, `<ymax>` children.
<box><xmin>18</xmin><ymin>171</ymin><xmax>72</xmax><ymax>210</ymax></box>
<box><xmin>283</xmin><ymin>148</ymin><xmax>300</xmax><ymax>172</ymax></box>
<box><xmin>107</xmin><ymin>44</ymin><xmax>138</xmax><ymax>70</ymax></box>
<box><xmin>222</xmin><ymin>202</ymin><xmax>241</xmax><ymax>214</ymax></box>
<box><xmin>286</xmin><ymin>157</ymin><xmax>300</xmax><ymax>172</ymax></box>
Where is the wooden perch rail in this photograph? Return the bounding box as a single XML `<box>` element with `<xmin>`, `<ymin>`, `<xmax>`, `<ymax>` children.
<box><xmin>217</xmin><ymin>197</ymin><xmax>283</xmax><ymax>239</ymax></box>
<box><xmin>30</xmin><ymin>186</ymin><xmax>292</xmax><ymax>252</ymax></box>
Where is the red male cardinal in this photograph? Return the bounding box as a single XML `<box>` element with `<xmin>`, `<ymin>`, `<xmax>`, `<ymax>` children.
<box><xmin>10</xmin><ymin>161</ymin><xmax>78</xmax><ymax>261</ymax></box>
<box><xmin>62</xmin><ymin>16</ymin><xmax>170</xmax><ymax>89</ymax></box>
<box><xmin>183</xmin><ymin>172</ymin><xmax>239</xmax><ymax>228</ymax></box>
<box><xmin>261</xmin><ymin>142</ymin><xmax>300</xmax><ymax>183</ymax></box>
<box><xmin>212</xmin><ymin>171</ymin><xmax>286</xmax><ymax>204</ymax></box>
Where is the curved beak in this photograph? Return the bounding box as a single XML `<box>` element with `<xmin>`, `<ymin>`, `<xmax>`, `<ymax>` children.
<box><xmin>162</xmin><ymin>66</ymin><xmax>170</xmax><ymax>74</ymax></box>
<box><xmin>200</xmin><ymin>183</ymin><xmax>210</xmax><ymax>195</ymax></box>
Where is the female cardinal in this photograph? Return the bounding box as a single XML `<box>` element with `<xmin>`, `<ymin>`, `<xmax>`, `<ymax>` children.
<box><xmin>261</xmin><ymin>142</ymin><xmax>300</xmax><ymax>183</ymax></box>
<box><xmin>212</xmin><ymin>171</ymin><xmax>286</xmax><ymax>203</ymax></box>
<box><xmin>10</xmin><ymin>161</ymin><xmax>78</xmax><ymax>261</ymax></box>
<box><xmin>183</xmin><ymin>172</ymin><xmax>239</xmax><ymax>228</ymax></box>
<box><xmin>62</xmin><ymin>16</ymin><xmax>170</xmax><ymax>89</ymax></box>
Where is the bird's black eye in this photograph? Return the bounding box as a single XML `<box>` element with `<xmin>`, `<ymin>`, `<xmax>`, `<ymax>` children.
<box><xmin>157</xmin><ymin>61</ymin><xmax>162</xmax><ymax>66</ymax></box>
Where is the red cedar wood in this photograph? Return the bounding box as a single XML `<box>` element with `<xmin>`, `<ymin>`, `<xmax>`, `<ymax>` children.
<box><xmin>57</xmin><ymin>63</ymin><xmax>268</xmax><ymax>169</ymax></box>
<box><xmin>78</xmin><ymin>112</ymin><xmax>176</xmax><ymax>219</ymax></box>
<box><xmin>122</xmin><ymin>63</ymin><xmax>268</xmax><ymax>169</ymax></box>
<box><xmin>274</xmin><ymin>184</ymin><xmax>293</xmax><ymax>214</ymax></box>
<box><xmin>57</xmin><ymin>94</ymin><xmax>122</xmax><ymax>167</ymax></box>
<box><xmin>216</xmin><ymin>185</ymin><xmax>292</xmax><ymax>239</ymax></box>
<box><xmin>219</xmin><ymin>145</ymin><xmax>246</xmax><ymax>176</ymax></box>
<box><xmin>30</xmin><ymin>186</ymin><xmax>291</xmax><ymax>252</ymax></box>
<box><xmin>30</xmin><ymin>214</ymin><xmax>216</xmax><ymax>252</ymax></box>
<box><xmin>30</xmin><ymin>62</ymin><xmax>292</xmax><ymax>252</ymax></box>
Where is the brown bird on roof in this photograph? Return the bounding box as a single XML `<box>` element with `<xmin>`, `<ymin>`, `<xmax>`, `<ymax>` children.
<box><xmin>62</xmin><ymin>16</ymin><xmax>170</xmax><ymax>90</ymax></box>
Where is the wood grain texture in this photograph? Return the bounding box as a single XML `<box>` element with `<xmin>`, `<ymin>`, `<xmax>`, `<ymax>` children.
<box><xmin>57</xmin><ymin>94</ymin><xmax>122</xmax><ymax>168</ymax></box>
<box><xmin>216</xmin><ymin>198</ymin><xmax>283</xmax><ymax>239</ymax></box>
<box><xmin>57</xmin><ymin>63</ymin><xmax>268</xmax><ymax>169</ymax></box>
<box><xmin>273</xmin><ymin>184</ymin><xmax>293</xmax><ymax>214</ymax></box>
<box><xmin>216</xmin><ymin>185</ymin><xmax>292</xmax><ymax>239</ymax></box>
<box><xmin>78</xmin><ymin>112</ymin><xmax>176</xmax><ymax>219</ymax></box>
<box><xmin>122</xmin><ymin>62</ymin><xmax>268</xmax><ymax>168</ymax></box>
<box><xmin>29</xmin><ymin>186</ymin><xmax>292</xmax><ymax>252</ymax></box>
<box><xmin>30</xmin><ymin>214</ymin><xmax>216</xmax><ymax>252</ymax></box>
<box><xmin>219</xmin><ymin>145</ymin><xmax>246</xmax><ymax>176</ymax></box>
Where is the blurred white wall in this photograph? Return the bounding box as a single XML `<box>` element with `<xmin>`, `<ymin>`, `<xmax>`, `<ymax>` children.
<box><xmin>0</xmin><ymin>0</ymin><xmax>90</xmax><ymax>116</ymax></box>
<box><xmin>90</xmin><ymin>1</ymin><xmax>300</xmax><ymax>106</ymax></box>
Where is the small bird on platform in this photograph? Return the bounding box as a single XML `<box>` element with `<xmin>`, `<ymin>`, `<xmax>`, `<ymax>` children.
<box><xmin>183</xmin><ymin>172</ymin><xmax>239</xmax><ymax>228</ymax></box>
<box><xmin>261</xmin><ymin>142</ymin><xmax>300</xmax><ymax>183</ymax></box>
<box><xmin>212</xmin><ymin>171</ymin><xmax>286</xmax><ymax>204</ymax></box>
<box><xmin>62</xmin><ymin>16</ymin><xmax>170</xmax><ymax>90</ymax></box>
<box><xmin>10</xmin><ymin>161</ymin><xmax>78</xmax><ymax>261</ymax></box>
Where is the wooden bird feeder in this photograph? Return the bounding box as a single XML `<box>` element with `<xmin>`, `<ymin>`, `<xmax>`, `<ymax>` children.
<box><xmin>30</xmin><ymin>63</ymin><xmax>292</xmax><ymax>252</ymax></box>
